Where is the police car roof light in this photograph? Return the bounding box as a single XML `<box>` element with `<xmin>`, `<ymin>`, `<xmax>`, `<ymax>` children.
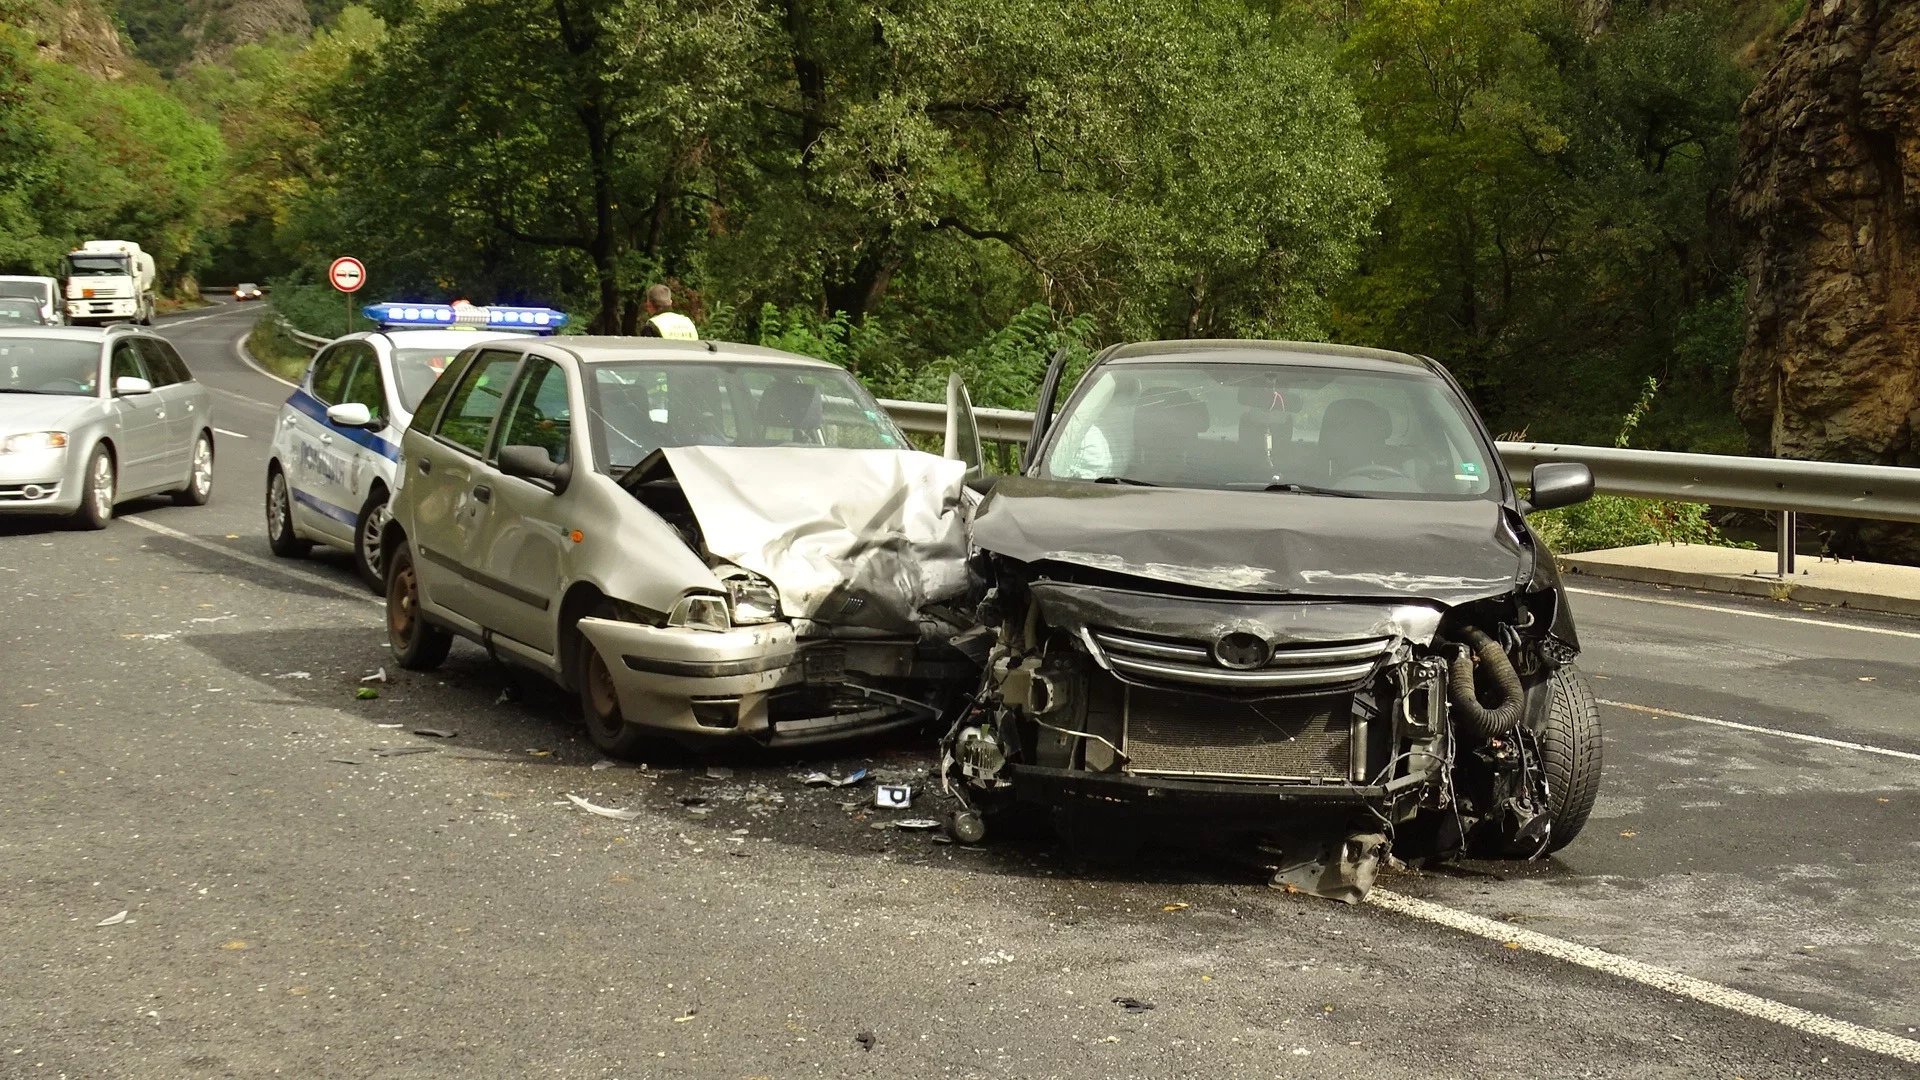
<box><xmin>362</xmin><ymin>302</ymin><xmax>568</xmax><ymax>335</ymax></box>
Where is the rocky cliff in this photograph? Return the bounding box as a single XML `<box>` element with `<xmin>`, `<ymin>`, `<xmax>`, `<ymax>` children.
<box><xmin>1734</xmin><ymin>0</ymin><xmax>1920</xmax><ymax>563</ymax></box>
<box><xmin>26</xmin><ymin>0</ymin><xmax>129</xmax><ymax>79</ymax></box>
<box><xmin>186</xmin><ymin>0</ymin><xmax>311</xmax><ymax>65</ymax></box>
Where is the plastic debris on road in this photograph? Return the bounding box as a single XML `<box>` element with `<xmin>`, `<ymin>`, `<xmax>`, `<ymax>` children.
<box><xmin>893</xmin><ymin>818</ymin><xmax>941</xmax><ymax>830</ymax></box>
<box><xmin>413</xmin><ymin>728</ymin><xmax>456</xmax><ymax>738</ymax></box>
<box><xmin>361</xmin><ymin>667</ymin><xmax>388</xmax><ymax>683</ymax></box>
<box><xmin>96</xmin><ymin>910</ymin><xmax>129</xmax><ymax>927</ymax></box>
<box><xmin>566</xmin><ymin>794</ymin><xmax>642</xmax><ymax>821</ymax></box>
<box><xmin>274</xmin><ymin>671</ymin><xmax>312</xmax><ymax>680</ymax></box>
<box><xmin>330</xmin><ymin>758</ymin><xmax>364</xmax><ymax>765</ymax></box>
<box><xmin>371</xmin><ymin>746</ymin><xmax>434</xmax><ymax>757</ymax></box>
<box><xmin>354</xmin><ymin>687</ymin><xmax>379</xmax><ymax>700</ymax></box>
<box><xmin>704</xmin><ymin>766</ymin><xmax>734</xmax><ymax>780</ymax></box>
<box><xmin>1113</xmin><ymin>997</ymin><xmax>1155</xmax><ymax>1013</ymax></box>
<box><xmin>854</xmin><ymin>1032</ymin><xmax>877</xmax><ymax>1051</ymax></box>
<box><xmin>591</xmin><ymin>759</ymin><xmax>617</xmax><ymax>771</ymax></box>
<box><xmin>875</xmin><ymin>783</ymin><xmax>911</xmax><ymax>809</ymax></box>
<box><xmin>1161</xmin><ymin>902</ymin><xmax>1190</xmax><ymax>912</ymax></box>
<box><xmin>800</xmin><ymin>768</ymin><xmax>869</xmax><ymax>788</ymax></box>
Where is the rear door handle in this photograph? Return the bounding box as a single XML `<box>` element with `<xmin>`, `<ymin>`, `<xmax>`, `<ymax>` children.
<box><xmin>472</xmin><ymin>485</ymin><xmax>492</xmax><ymax>503</ymax></box>
<box><xmin>320</xmin><ymin>433</ymin><xmax>333</xmax><ymax>446</ymax></box>
<box><xmin>417</xmin><ymin>459</ymin><xmax>431</xmax><ymax>475</ymax></box>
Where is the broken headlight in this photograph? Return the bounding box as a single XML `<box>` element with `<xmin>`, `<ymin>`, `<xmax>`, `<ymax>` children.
<box><xmin>723</xmin><ymin>571</ymin><xmax>780</xmax><ymax>625</ymax></box>
<box><xmin>668</xmin><ymin>593</ymin><xmax>731</xmax><ymax>632</ymax></box>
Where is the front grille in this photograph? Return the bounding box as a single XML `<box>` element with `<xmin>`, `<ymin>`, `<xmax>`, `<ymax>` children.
<box><xmin>1122</xmin><ymin>686</ymin><xmax>1354</xmax><ymax>782</ymax></box>
<box><xmin>1088</xmin><ymin>628</ymin><xmax>1389</xmax><ymax>691</ymax></box>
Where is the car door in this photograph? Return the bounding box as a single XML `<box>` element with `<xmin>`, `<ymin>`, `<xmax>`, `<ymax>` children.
<box><xmin>137</xmin><ymin>338</ymin><xmax>201</xmax><ymax>481</ymax></box>
<box><xmin>407</xmin><ymin>347</ymin><xmax>524</xmax><ymax>621</ymax></box>
<box><xmin>286</xmin><ymin>344</ymin><xmax>357</xmax><ymax>542</ymax></box>
<box><xmin>106</xmin><ymin>338</ymin><xmax>169</xmax><ymax>496</ymax></box>
<box><xmin>467</xmin><ymin>355</ymin><xmax>575</xmax><ymax>654</ymax></box>
<box><xmin>332</xmin><ymin>342</ymin><xmax>399</xmax><ymax>516</ymax></box>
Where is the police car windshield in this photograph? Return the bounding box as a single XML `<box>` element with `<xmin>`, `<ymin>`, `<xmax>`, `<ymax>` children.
<box><xmin>586</xmin><ymin>360</ymin><xmax>906</xmax><ymax>472</ymax></box>
<box><xmin>1043</xmin><ymin>361</ymin><xmax>1498</xmax><ymax>500</ymax></box>
<box><xmin>392</xmin><ymin>348</ymin><xmax>464</xmax><ymax>413</ymax></box>
<box><xmin>0</xmin><ymin>337</ymin><xmax>100</xmax><ymax>396</ymax></box>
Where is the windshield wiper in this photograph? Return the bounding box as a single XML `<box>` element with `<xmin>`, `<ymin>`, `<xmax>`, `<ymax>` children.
<box><xmin>1263</xmin><ymin>482</ymin><xmax>1368</xmax><ymax>498</ymax></box>
<box><xmin>1092</xmin><ymin>475</ymin><xmax>1158</xmax><ymax>487</ymax></box>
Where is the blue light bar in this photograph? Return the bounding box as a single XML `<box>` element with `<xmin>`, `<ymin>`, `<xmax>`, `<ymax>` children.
<box><xmin>362</xmin><ymin>302</ymin><xmax>568</xmax><ymax>334</ymax></box>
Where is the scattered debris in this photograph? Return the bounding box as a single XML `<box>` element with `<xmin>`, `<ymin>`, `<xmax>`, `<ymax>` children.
<box><xmin>354</xmin><ymin>687</ymin><xmax>379</xmax><ymax>701</ymax></box>
<box><xmin>1113</xmin><ymin>997</ymin><xmax>1154</xmax><ymax>1013</ymax></box>
<box><xmin>894</xmin><ymin>818</ymin><xmax>942</xmax><ymax>830</ymax></box>
<box><xmin>329</xmin><ymin>758</ymin><xmax>364</xmax><ymax>766</ymax></box>
<box><xmin>275</xmin><ymin>671</ymin><xmax>312</xmax><ymax>680</ymax></box>
<box><xmin>875</xmin><ymin>783</ymin><xmax>912</xmax><ymax>809</ymax></box>
<box><xmin>704</xmin><ymin>766</ymin><xmax>734</xmax><ymax>780</ymax></box>
<box><xmin>190</xmin><ymin>614</ymin><xmax>236</xmax><ymax>623</ymax></box>
<box><xmin>525</xmin><ymin>749</ymin><xmax>551</xmax><ymax>757</ymax></box>
<box><xmin>854</xmin><ymin>1031</ymin><xmax>877</xmax><ymax>1052</ymax></box>
<box><xmin>678</xmin><ymin>796</ymin><xmax>708</xmax><ymax>807</ymax></box>
<box><xmin>371</xmin><ymin>746</ymin><xmax>434</xmax><ymax>758</ymax></box>
<box><xmin>672</xmin><ymin>1010</ymin><xmax>697</xmax><ymax>1023</ymax></box>
<box><xmin>413</xmin><ymin>728</ymin><xmax>456</xmax><ymax>739</ymax></box>
<box><xmin>361</xmin><ymin>668</ymin><xmax>389</xmax><ymax>684</ymax></box>
<box><xmin>375</xmin><ymin>723</ymin><xmax>403</xmax><ymax>729</ymax></box>
<box><xmin>566</xmin><ymin>794</ymin><xmax>642</xmax><ymax>821</ymax></box>
<box><xmin>1161</xmin><ymin>902</ymin><xmax>1190</xmax><ymax>912</ymax></box>
<box><xmin>592</xmin><ymin>759</ymin><xmax>617</xmax><ymax>771</ymax></box>
<box><xmin>96</xmin><ymin>910</ymin><xmax>129</xmax><ymax>927</ymax></box>
<box><xmin>801</xmin><ymin>768</ymin><xmax>869</xmax><ymax>788</ymax></box>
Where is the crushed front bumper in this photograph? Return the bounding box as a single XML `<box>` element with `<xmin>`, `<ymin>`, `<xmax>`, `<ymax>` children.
<box><xmin>575</xmin><ymin>617</ymin><xmax>940</xmax><ymax>746</ymax></box>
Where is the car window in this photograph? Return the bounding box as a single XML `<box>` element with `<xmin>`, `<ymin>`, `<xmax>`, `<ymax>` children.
<box><xmin>390</xmin><ymin>348</ymin><xmax>467</xmax><ymax>413</ymax></box>
<box><xmin>110</xmin><ymin>340</ymin><xmax>149</xmax><ymax>385</ymax></box>
<box><xmin>0</xmin><ymin>336</ymin><xmax>99</xmax><ymax>395</ymax></box>
<box><xmin>135</xmin><ymin>339</ymin><xmax>186</xmax><ymax>386</ymax></box>
<box><xmin>338</xmin><ymin>344</ymin><xmax>385</xmax><ymax>418</ymax></box>
<box><xmin>411</xmin><ymin>349</ymin><xmax>471</xmax><ymax>432</ymax></box>
<box><xmin>153</xmin><ymin>339</ymin><xmax>193</xmax><ymax>384</ymax></box>
<box><xmin>308</xmin><ymin>345</ymin><xmax>352</xmax><ymax>405</ymax></box>
<box><xmin>495</xmin><ymin>357</ymin><xmax>572</xmax><ymax>465</ymax></box>
<box><xmin>435</xmin><ymin>349</ymin><xmax>521</xmax><ymax>456</ymax></box>
<box><xmin>0</xmin><ymin>299</ymin><xmax>44</xmax><ymax>326</ymax></box>
<box><xmin>1044</xmin><ymin>361</ymin><xmax>1497</xmax><ymax>499</ymax></box>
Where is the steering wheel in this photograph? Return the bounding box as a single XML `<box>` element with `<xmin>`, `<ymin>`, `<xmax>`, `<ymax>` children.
<box><xmin>1336</xmin><ymin>463</ymin><xmax>1411</xmax><ymax>483</ymax></box>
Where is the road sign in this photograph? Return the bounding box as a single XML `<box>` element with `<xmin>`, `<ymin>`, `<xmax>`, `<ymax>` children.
<box><xmin>328</xmin><ymin>257</ymin><xmax>366</xmax><ymax>293</ymax></box>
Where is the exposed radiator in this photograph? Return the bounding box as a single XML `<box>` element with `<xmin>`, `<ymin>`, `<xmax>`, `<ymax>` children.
<box><xmin>1122</xmin><ymin>686</ymin><xmax>1355</xmax><ymax>782</ymax></box>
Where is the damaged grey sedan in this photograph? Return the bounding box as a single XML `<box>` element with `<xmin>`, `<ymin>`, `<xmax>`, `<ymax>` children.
<box><xmin>380</xmin><ymin>337</ymin><xmax>974</xmax><ymax>755</ymax></box>
<box><xmin>941</xmin><ymin>340</ymin><xmax>1602</xmax><ymax>900</ymax></box>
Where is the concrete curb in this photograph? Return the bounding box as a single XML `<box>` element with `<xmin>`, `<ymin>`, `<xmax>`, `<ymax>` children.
<box><xmin>1555</xmin><ymin>555</ymin><xmax>1920</xmax><ymax>619</ymax></box>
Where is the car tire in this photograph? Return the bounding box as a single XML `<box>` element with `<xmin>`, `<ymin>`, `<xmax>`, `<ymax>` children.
<box><xmin>352</xmin><ymin>486</ymin><xmax>391</xmax><ymax>593</ymax></box>
<box><xmin>387</xmin><ymin>543</ymin><xmax>452</xmax><ymax>671</ymax></box>
<box><xmin>172</xmin><ymin>431</ymin><xmax>214</xmax><ymax>506</ymax></box>
<box><xmin>577</xmin><ymin>608</ymin><xmax>655</xmax><ymax>759</ymax></box>
<box><xmin>1537</xmin><ymin>664</ymin><xmax>1603</xmax><ymax>854</ymax></box>
<box><xmin>72</xmin><ymin>444</ymin><xmax>115</xmax><ymax>530</ymax></box>
<box><xmin>265</xmin><ymin>466</ymin><xmax>311</xmax><ymax>558</ymax></box>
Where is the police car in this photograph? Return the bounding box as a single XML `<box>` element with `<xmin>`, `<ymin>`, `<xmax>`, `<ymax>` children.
<box><xmin>265</xmin><ymin>302</ymin><xmax>567</xmax><ymax>590</ymax></box>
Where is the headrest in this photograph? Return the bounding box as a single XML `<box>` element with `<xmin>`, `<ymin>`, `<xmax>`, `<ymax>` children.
<box><xmin>759</xmin><ymin>379</ymin><xmax>824</xmax><ymax>430</ymax></box>
<box><xmin>1236</xmin><ymin>383</ymin><xmax>1288</xmax><ymax>412</ymax></box>
<box><xmin>1134</xmin><ymin>390</ymin><xmax>1209</xmax><ymax>436</ymax></box>
<box><xmin>1321</xmin><ymin>398</ymin><xmax>1392</xmax><ymax>443</ymax></box>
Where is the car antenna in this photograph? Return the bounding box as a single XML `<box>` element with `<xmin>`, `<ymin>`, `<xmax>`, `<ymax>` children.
<box><xmin>704</xmin><ymin>340</ymin><xmax>717</xmax><ymax>352</ymax></box>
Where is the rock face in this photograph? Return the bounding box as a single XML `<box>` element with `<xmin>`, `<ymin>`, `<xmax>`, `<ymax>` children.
<box><xmin>1734</xmin><ymin>0</ymin><xmax>1920</xmax><ymax>563</ymax></box>
<box><xmin>187</xmin><ymin>0</ymin><xmax>312</xmax><ymax>65</ymax></box>
<box><xmin>29</xmin><ymin>0</ymin><xmax>129</xmax><ymax>79</ymax></box>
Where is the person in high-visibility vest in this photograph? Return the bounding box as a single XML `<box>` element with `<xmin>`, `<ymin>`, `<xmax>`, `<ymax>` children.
<box><xmin>639</xmin><ymin>284</ymin><xmax>698</xmax><ymax>339</ymax></box>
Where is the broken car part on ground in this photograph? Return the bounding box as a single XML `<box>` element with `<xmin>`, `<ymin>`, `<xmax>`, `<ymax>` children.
<box><xmin>939</xmin><ymin>340</ymin><xmax>1605</xmax><ymax>901</ymax></box>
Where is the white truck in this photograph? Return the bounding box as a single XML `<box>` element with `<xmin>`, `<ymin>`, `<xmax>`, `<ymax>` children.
<box><xmin>65</xmin><ymin>240</ymin><xmax>156</xmax><ymax>325</ymax></box>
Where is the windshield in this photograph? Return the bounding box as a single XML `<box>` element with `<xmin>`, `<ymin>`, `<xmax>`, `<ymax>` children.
<box><xmin>1043</xmin><ymin>361</ymin><xmax>1498</xmax><ymax>499</ymax></box>
<box><xmin>0</xmin><ymin>281</ymin><xmax>49</xmax><ymax>302</ymax></box>
<box><xmin>0</xmin><ymin>300</ymin><xmax>48</xmax><ymax>326</ymax></box>
<box><xmin>586</xmin><ymin>360</ymin><xmax>907</xmax><ymax>472</ymax></box>
<box><xmin>392</xmin><ymin>347</ymin><xmax>465</xmax><ymax>413</ymax></box>
<box><xmin>67</xmin><ymin>256</ymin><xmax>128</xmax><ymax>277</ymax></box>
<box><xmin>0</xmin><ymin>337</ymin><xmax>101</xmax><ymax>396</ymax></box>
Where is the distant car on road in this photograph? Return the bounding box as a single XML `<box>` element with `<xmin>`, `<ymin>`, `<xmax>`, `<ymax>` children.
<box><xmin>380</xmin><ymin>335</ymin><xmax>977</xmax><ymax>756</ymax></box>
<box><xmin>0</xmin><ymin>325</ymin><xmax>215</xmax><ymax>528</ymax></box>
<box><xmin>234</xmin><ymin>283</ymin><xmax>263</xmax><ymax>302</ymax></box>
<box><xmin>264</xmin><ymin>303</ymin><xmax>548</xmax><ymax>590</ymax></box>
<box><xmin>0</xmin><ymin>276</ymin><xmax>64</xmax><ymax>325</ymax></box>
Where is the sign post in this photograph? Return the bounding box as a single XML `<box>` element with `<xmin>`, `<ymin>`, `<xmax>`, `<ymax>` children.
<box><xmin>328</xmin><ymin>256</ymin><xmax>365</xmax><ymax>336</ymax></box>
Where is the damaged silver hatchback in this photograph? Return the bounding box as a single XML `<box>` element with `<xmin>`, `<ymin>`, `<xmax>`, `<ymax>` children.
<box><xmin>380</xmin><ymin>337</ymin><xmax>975</xmax><ymax>754</ymax></box>
<box><xmin>942</xmin><ymin>340</ymin><xmax>1602</xmax><ymax>900</ymax></box>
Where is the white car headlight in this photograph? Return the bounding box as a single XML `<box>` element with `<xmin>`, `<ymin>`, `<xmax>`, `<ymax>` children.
<box><xmin>667</xmin><ymin>594</ymin><xmax>732</xmax><ymax>632</ymax></box>
<box><xmin>0</xmin><ymin>431</ymin><xmax>67</xmax><ymax>454</ymax></box>
<box><xmin>723</xmin><ymin>572</ymin><xmax>781</xmax><ymax>624</ymax></box>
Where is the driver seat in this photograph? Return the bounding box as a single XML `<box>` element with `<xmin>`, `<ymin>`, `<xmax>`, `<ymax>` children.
<box><xmin>756</xmin><ymin>379</ymin><xmax>825</xmax><ymax>444</ymax></box>
<box><xmin>1318</xmin><ymin>398</ymin><xmax>1394</xmax><ymax>481</ymax></box>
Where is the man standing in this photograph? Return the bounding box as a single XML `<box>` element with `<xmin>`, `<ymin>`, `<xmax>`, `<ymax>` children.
<box><xmin>639</xmin><ymin>284</ymin><xmax>698</xmax><ymax>339</ymax></box>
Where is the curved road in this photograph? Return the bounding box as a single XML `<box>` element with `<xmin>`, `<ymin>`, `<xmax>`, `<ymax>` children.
<box><xmin>1</xmin><ymin>301</ymin><xmax>1916</xmax><ymax>1077</ymax></box>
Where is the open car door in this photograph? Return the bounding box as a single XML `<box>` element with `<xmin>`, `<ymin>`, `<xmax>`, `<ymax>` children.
<box><xmin>943</xmin><ymin>373</ymin><xmax>984</xmax><ymax>484</ymax></box>
<box><xmin>1023</xmin><ymin>346</ymin><xmax>1070</xmax><ymax>471</ymax></box>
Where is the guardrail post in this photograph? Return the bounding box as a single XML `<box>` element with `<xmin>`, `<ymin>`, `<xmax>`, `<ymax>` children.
<box><xmin>1776</xmin><ymin>511</ymin><xmax>1797</xmax><ymax>578</ymax></box>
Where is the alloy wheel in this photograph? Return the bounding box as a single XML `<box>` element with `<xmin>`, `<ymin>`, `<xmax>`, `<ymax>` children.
<box><xmin>91</xmin><ymin>454</ymin><xmax>114</xmax><ymax>520</ymax></box>
<box><xmin>191</xmin><ymin>438</ymin><xmax>213</xmax><ymax>497</ymax></box>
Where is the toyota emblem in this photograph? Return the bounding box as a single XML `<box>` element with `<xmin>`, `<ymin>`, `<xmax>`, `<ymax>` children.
<box><xmin>1213</xmin><ymin>631</ymin><xmax>1270</xmax><ymax>670</ymax></box>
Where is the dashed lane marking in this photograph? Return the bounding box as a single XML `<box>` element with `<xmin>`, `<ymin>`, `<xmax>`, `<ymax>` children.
<box><xmin>1567</xmin><ymin>585</ymin><xmax>1920</xmax><ymax>640</ymax></box>
<box><xmin>1368</xmin><ymin>888</ymin><xmax>1920</xmax><ymax>1064</ymax></box>
<box><xmin>1600</xmin><ymin>698</ymin><xmax>1920</xmax><ymax>763</ymax></box>
<box><xmin>120</xmin><ymin>515</ymin><xmax>381</xmax><ymax>608</ymax></box>
<box><xmin>213</xmin><ymin>427</ymin><xmax>249</xmax><ymax>439</ymax></box>
<box><xmin>156</xmin><ymin>305</ymin><xmax>253</xmax><ymax>328</ymax></box>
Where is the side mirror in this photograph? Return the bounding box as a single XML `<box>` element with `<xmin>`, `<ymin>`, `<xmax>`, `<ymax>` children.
<box><xmin>499</xmin><ymin>444</ymin><xmax>572</xmax><ymax>494</ymax></box>
<box><xmin>326</xmin><ymin>402</ymin><xmax>380</xmax><ymax>430</ymax></box>
<box><xmin>113</xmin><ymin>376</ymin><xmax>152</xmax><ymax>396</ymax></box>
<box><xmin>1523</xmin><ymin>462</ymin><xmax>1594</xmax><ymax>514</ymax></box>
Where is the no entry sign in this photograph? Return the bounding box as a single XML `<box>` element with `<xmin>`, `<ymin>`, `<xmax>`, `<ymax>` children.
<box><xmin>328</xmin><ymin>256</ymin><xmax>366</xmax><ymax>293</ymax></box>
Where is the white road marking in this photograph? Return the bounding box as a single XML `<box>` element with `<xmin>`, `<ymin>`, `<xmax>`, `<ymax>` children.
<box><xmin>207</xmin><ymin>386</ymin><xmax>280</xmax><ymax>412</ymax></box>
<box><xmin>120</xmin><ymin>516</ymin><xmax>380</xmax><ymax>607</ymax></box>
<box><xmin>213</xmin><ymin>427</ymin><xmax>250</xmax><ymax>439</ymax></box>
<box><xmin>1368</xmin><ymin>888</ymin><xmax>1920</xmax><ymax>1064</ymax></box>
<box><xmin>157</xmin><ymin>306</ymin><xmax>252</xmax><ymax>328</ymax></box>
<box><xmin>1600</xmin><ymin>698</ymin><xmax>1920</xmax><ymax>763</ymax></box>
<box><xmin>1567</xmin><ymin>585</ymin><xmax>1920</xmax><ymax>640</ymax></box>
<box><xmin>234</xmin><ymin>330</ymin><xmax>300</xmax><ymax>390</ymax></box>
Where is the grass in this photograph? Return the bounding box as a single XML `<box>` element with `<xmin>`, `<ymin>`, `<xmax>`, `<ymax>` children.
<box><xmin>245</xmin><ymin>319</ymin><xmax>315</xmax><ymax>383</ymax></box>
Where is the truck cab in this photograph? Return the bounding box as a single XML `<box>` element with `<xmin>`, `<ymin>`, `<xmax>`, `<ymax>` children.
<box><xmin>64</xmin><ymin>241</ymin><xmax>156</xmax><ymax>326</ymax></box>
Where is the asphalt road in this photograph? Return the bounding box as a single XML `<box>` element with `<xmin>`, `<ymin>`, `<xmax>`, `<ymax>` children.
<box><xmin>2</xmin><ymin>300</ymin><xmax>1917</xmax><ymax>1078</ymax></box>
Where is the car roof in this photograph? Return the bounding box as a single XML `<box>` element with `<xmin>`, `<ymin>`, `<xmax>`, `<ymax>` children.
<box><xmin>546</xmin><ymin>336</ymin><xmax>845</xmax><ymax>370</ymax></box>
<box><xmin>0</xmin><ymin>325</ymin><xmax>152</xmax><ymax>343</ymax></box>
<box><xmin>1100</xmin><ymin>338</ymin><xmax>1435</xmax><ymax>375</ymax></box>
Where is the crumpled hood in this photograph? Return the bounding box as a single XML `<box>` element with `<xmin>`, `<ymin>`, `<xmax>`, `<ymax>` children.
<box><xmin>659</xmin><ymin>446</ymin><xmax>971</xmax><ymax>633</ymax></box>
<box><xmin>0</xmin><ymin>394</ymin><xmax>101</xmax><ymax>435</ymax></box>
<box><xmin>972</xmin><ymin>477</ymin><xmax>1524</xmax><ymax>605</ymax></box>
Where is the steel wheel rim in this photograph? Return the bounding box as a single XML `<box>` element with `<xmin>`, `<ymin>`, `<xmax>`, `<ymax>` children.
<box><xmin>586</xmin><ymin>649</ymin><xmax>621</xmax><ymax>727</ymax></box>
<box><xmin>192</xmin><ymin>438</ymin><xmax>212</xmax><ymax>496</ymax></box>
<box><xmin>268</xmin><ymin>474</ymin><xmax>289</xmax><ymax>541</ymax></box>
<box><xmin>389</xmin><ymin>563</ymin><xmax>417</xmax><ymax>643</ymax></box>
<box><xmin>360</xmin><ymin>502</ymin><xmax>388</xmax><ymax>573</ymax></box>
<box><xmin>91</xmin><ymin>454</ymin><xmax>113</xmax><ymax>518</ymax></box>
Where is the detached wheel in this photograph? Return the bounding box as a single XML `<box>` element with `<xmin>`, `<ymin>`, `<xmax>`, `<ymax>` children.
<box><xmin>577</xmin><ymin>608</ymin><xmax>653</xmax><ymax>759</ymax></box>
<box><xmin>265</xmin><ymin>466</ymin><xmax>311</xmax><ymax>557</ymax></box>
<box><xmin>72</xmin><ymin>444</ymin><xmax>115</xmax><ymax>530</ymax></box>
<box><xmin>387</xmin><ymin>543</ymin><xmax>451</xmax><ymax>670</ymax></box>
<box><xmin>352</xmin><ymin>487</ymin><xmax>391</xmax><ymax>593</ymax></box>
<box><xmin>172</xmin><ymin>432</ymin><xmax>214</xmax><ymax>506</ymax></box>
<box><xmin>1538</xmin><ymin>664</ymin><xmax>1603</xmax><ymax>854</ymax></box>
